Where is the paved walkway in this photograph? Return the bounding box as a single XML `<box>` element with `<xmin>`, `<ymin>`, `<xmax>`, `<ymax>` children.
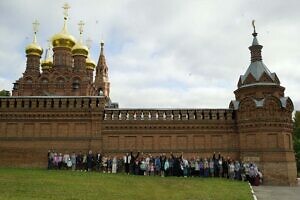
<box><xmin>253</xmin><ymin>179</ymin><xmax>300</xmax><ymax>200</ymax></box>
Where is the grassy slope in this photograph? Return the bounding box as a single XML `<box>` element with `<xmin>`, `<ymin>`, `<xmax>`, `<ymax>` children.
<box><xmin>0</xmin><ymin>168</ymin><xmax>252</xmax><ymax>200</ymax></box>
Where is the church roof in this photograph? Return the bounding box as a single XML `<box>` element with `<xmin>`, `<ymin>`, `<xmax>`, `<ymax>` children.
<box><xmin>241</xmin><ymin>61</ymin><xmax>275</xmax><ymax>83</ymax></box>
<box><xmin>238</xmin><ymin>29</ymin><xmax>280</xmax><ymax>88</ymax></box>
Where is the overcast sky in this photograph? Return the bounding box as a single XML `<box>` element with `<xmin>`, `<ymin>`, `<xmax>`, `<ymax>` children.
<box><xmin>0</xmin><ymin>0</ymin><xmax>299</xmax><ymax>110</ymax></box>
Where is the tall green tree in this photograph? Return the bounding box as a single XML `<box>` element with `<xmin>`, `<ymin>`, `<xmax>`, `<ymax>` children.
<box><xmin>0</xmin><ymin>90</ymin><xmax>10</xmax><ymax>96</ymax></box>
<box><xmin>293</xmin><ymin>111</ymin><xmax>300</xmax><ymax>174</ymax></box>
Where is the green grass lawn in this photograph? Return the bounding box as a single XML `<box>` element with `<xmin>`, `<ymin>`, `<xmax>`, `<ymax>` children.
<box><xmin>0</xmin><ymin>168</ymin><xmax>252</xmax><ymax>200</ymax></box>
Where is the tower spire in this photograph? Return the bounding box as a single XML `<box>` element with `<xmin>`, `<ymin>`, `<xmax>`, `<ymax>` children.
<box><xmin>100</xmin><ymin>40</ymin><xmax>104</xmax><ymax>55</ymax></box>
<box><xmin>249</xmin><ymin>20</ymin><xmax>262</xmax><ymax>62</ymax></box>
<box><xmin>95</xmin><ymin>40</ymin><xmax>110</xmax><ymax>97</ymax></box>
<box><xmin>252</xmin><ymin>20</ymin><xmax>257</xmax><ymax>37</ymax></box>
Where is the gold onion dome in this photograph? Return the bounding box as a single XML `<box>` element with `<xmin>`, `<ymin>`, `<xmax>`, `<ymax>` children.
<box><xmin>25</xmin><ymin>20</ymin><xmax>43</xmax><ymax>56</ymax></box>
<box><xmin>51</xmin><ymin>20</ymin><xmax>76</xmax><ymax>49</ymax></box>
<box><xmin>72</xmin><ymin>41</ymin><xmax>89</xmax><ymax>56</ymax></box>
<box><xmin>41</xmin><ymin>41</ymin><xmax>53</xmax><ymax>70</ymax></box>
<box><xmin>51</xmin><ymin>3</ymin><xmax>75</xmax><ymax>49</ymax></box>
<box><xmin>72</xmin><ymin>21</ymin><xmax>88</xmax><ymax>56</ymax></box>
<box><xmin>85</xmin><ymin>37</ymin><xmax>95</xmax><ymax>70</ymax></box>
<box><xmin>41</xmin><ymin>59</ymin><xmax>53</xmax><ymax>70</ymax></box>
<box><xmin>86</xmin><ymin>56</ymin><xmax>96</xmax><ymax>70</ymax></box>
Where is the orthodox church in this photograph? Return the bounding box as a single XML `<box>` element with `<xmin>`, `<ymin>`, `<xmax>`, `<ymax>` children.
<box><xmin>13</xmin><ymin>4</ymin><xmax>109</xmax><ymax>98</ymax></box>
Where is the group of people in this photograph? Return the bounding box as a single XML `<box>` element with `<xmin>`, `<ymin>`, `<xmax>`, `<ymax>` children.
<box><xmin>47</xmin><ymin>150</ymin><xmax>263</xmax><ymax>186</ymax></box>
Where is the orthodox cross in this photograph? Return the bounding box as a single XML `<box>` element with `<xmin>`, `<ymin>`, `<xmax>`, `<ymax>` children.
<box><xmin>62</xmin><ymin>3</ymin><xmax>71</xmax><ymax>19</ymax></box>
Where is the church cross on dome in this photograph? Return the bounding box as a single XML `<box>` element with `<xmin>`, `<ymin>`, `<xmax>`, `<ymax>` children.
<box><xmin>62</xmin><ymin>3</ymin><xmax>71</xmax><ymax>20</ymax></box>
<box><xmin>32</xmin><ymin>19</ymin><xmax>39</xmax><ymax>34</ymax></box>
<box><xmin>78</xmin><ymin>20</ymin><xmax>85</xmax><ymax>35</ymax></box>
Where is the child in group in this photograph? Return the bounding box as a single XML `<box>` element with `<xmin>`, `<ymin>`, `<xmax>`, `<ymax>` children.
<box><xmin>150</xmin><ymin>162</ymin><xmax>155</xmax><ymax>176</ymax></box>
<box><xmin>102</xmin><ymin>155</ymin><xmax>107</xmax><ymax>173</ymax></box>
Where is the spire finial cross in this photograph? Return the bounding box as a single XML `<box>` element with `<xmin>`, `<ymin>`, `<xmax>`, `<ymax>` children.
<box><xmin>78</xmin><ymin>20</ymin><xmax>85</xmax><ymax>35</ymax></box>
<box><xmin>252</xmin><ymin>20</ymin><xmax>257</xmax><ymax>37</ymax></box>
<box><xmin>32</xmin><ymin>19</ymin><xmax>40</xmax><ymax>34</ymax></box>
<box><xmin>62</xmin><ymin>3</ymin><xmax>71</xmax><ymax>20</ymax></box>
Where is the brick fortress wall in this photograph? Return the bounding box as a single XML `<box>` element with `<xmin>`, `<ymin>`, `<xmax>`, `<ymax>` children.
<box><xmin>0</xmin><ymin>96</ymin><xmax>297</xmax><ymax>185</ymax></box>
<box><xmin>0</xmin><ymin>97</ymin><xmax>105</xmax><ymax>167</ymax></box>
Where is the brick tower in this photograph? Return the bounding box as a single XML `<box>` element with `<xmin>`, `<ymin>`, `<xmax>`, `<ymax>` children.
<box><xmin>95</xmin><ymin>41</ymin><xmax>110</xmax><ymax>97</ymax></box>
<box><xmin>230</xmin><ymin>22</ymin><xmax>297</xmax><ymax>185</ymax></box>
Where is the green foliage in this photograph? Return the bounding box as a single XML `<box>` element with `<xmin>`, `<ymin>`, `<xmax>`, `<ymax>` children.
<box><xmin>0</xmin><ymin>90</ymin><xmax>10</xmax><ymax>96</ymax></box>
<box><xmin>0</xmin><ymin>168</ymin><xmax>252</xmax><ymax>200</ymax></box>
<box><xmin>293</xmin><ymin>111</ymin><xmax>300</xmax><ymax>174</ymax></box>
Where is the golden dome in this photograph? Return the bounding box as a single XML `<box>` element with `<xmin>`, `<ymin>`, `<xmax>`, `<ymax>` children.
<box><xmin>51</xmin><ymin>20</ymin><xmax>76</xmax><ymax>49</ymax></box>
<box><xmin>25</xmin><ymin>35</ymin><xmax>43</xmax><ymax>56</ymax></box>
<box><xmin>86</xmin><ymin>56</ymin><xmax>96</xmax><ymax>70</ymax></box>
<box><xmin>72</xmin><ymin>41</ymin><xmax>88</xmax><ymax>56</ymax></box>
<box><xmin>41</xmin><ymin>41</ymin><xmax>53</xmax><ymax>70</ymax></box>
<box><xmin>41</xmin><ymin>59</ymin><xmax>53</xmax><ymax>70</ymax></box>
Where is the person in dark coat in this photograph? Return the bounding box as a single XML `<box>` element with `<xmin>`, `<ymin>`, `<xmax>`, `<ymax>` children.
<box><xmin>87</xmin><ymin>150</ymin><xmax>94</xmax><ymax>171</ymax></box>
<box><xmin>213</xmin><ymin>152</ymin><xmax>220</xmax><ymax>177</ymax></box>
<box><xmin>171</xmin><ymin>152</ymin><xmax>183</xmax><ymax>177</ymax></box>
<box><xmin>76</xmin><ymin>151</ymin><xmax>83</xmax><ymax>171</ymax></box>
<box><xmin>222</xmin><ymin>157</ymin><xmax>229</xmax><ymax>178</ymax></box>
<box><xmin>160</xmin><ymin>153</ymin><xmax>167</xmax><ymax>177</ymax></box>
<box><xmin>95</xmin><ymin>152</ymin><xmax>102</xmax><ymax>172</ymax></box>
<box><xmin>130</xmin><ymin>151</ymin><xmax>140</xmax><ymax>175</ymax></box>
<box><xmin>47</xmin><ymin>149</ymin><xmax>51</xmax><ymax>170</ymax></box>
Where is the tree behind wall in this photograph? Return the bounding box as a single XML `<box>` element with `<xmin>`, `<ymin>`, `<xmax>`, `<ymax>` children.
<box><xmin>293</xmin><ymin>111</ymin><xmax>300</xmax><ymax>175</ymax></box>
<box><xmin>0</xmin><ymin>90</ymin><xmax>10</xmax><ymax>96</ymax></box>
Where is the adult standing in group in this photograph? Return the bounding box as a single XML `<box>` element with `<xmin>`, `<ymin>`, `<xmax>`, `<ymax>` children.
<box><xmin>47</xmin><ymin>150</ymin><xmax>52</xmax><ymax>170</ymax></box>
<box><xmin>76</xmin><ymin>151</ymin><xmax>83</xmax><ymax>171</ymax></box>
<box><xmin>160</xmin><ymin>153</ymin><xmax>167</xmax><ymax>177</ymax></box>
<box><xmin>130</xmin><ymin>151</ymin><xmax>140</xmax><ymax>175</ymax></box>
<box><xmin>171</xmin><ymin>152</ymin><xmax>182</xmax><ymax>177</ymax></box>
<box><xmin>222</xmin><ymin>157</ymin><xmax>229</xmax><ymax>178</ymax></box>
<box><xmin>123</xmin><ymin>152</ymin><xmax>131</xmax><ymax>175</ymax></box>
<box><xmin>87</xmin><ymin>150</ymin><xmax>94</xmax><ymax>171</ymax></box>
<box><xmin>95</xmin><ymin>152</ymin><xmax>102</xmax><ymax>172</ymax></box>
<box><xmin>112</xmin><ymin>156</ymin><xmax>118</xmax><ymax>174</ymax></box>
<box><xmin>70</xmin><ymin>152</ymin><xmax>76</xmax><ymax>171</ymax></box>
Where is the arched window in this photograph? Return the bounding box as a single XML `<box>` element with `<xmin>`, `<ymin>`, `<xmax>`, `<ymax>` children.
<box><xmin>72</xmin><ymin>78</ymin><xmax>81</xmax><ymax>90</ymax></box>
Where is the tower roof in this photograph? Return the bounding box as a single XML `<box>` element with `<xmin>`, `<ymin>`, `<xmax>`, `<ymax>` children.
<box><xmin>96</xmin><ymin>40</ymin><xmax>108</xmax><ymax>78</ymax></box>
<box><xmin>238</xmin><ymin>21</ymin><xmax>280</xmax><ymax>88</ymax></box>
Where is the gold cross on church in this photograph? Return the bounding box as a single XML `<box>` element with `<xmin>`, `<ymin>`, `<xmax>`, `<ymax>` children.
<box><xmin>62</xmin><ymin>3</ymin><xmax>70</xmax><ymax>19</ymax></box>
<box><xmin>32</xmin><ymin>19</ymin><xmax>39</xmax><ymax>34</ymax></box>
<box><xmin>78</xmin><ymin>20</ymin><xmax>85</xmax><ymax>34</ymax></box>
